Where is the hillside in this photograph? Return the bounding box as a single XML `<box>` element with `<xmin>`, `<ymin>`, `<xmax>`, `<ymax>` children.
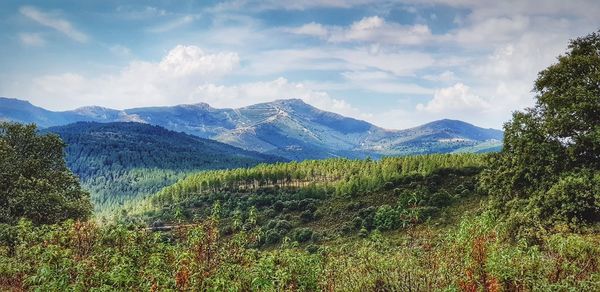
<box><xmin>0</xmin><ymin>97</ymin><xmax>502</xmax><ymax>160</ymax></box>
<box><xmin>43</xmin><ymin>122</ymin><xmax>284</xmax><ymax>211</ymax></box>
<box><xmin>128</xmin><ymin>154</ymin><xmax>486</xmax><ymax>240</ymax></box>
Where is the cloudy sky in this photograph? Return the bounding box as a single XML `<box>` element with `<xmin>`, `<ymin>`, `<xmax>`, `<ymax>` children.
<box><xmin>1</xmin><ymin>0</ymin><xmax>599</xmax><ymax>129</ymax></box>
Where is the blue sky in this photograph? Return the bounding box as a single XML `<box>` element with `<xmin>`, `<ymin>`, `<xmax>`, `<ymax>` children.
<box><xmin>1</xmin><ymin>0</ymin><xmax>599</xmax><ymax>129</ymax></box>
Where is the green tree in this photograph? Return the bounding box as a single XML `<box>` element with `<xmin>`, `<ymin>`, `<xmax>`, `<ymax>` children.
<box><xmin>481</xmin><ymin>30</ymin><xmax>600</xmax><ymax>226</ymax></box>
<box><xmin>0</xmin><ymin>123</ymin><xmax>92</xmax><ymax>224</ymax></box>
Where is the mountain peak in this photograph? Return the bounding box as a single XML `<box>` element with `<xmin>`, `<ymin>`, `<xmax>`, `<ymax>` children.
<box><xmin>185</xmin><ymin>102</ymin><xmax>213</xmax><ymax>109</ymax></box>
<box><xmin>73</xmin><ymin>105</ymin><xmax>116</xmax><ymax>112</ymax></box>
<box><xmin>271</xmin><ymin>98</ymin><xmax>308</xmax><ymax>106</ymax></box>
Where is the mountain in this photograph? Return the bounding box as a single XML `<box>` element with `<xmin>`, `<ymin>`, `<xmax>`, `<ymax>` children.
<box><xmin>0</xmin><ymin>97</ymin><xmax>142</xmax><ymax>127</ymax></box>
<box><xmin>1</xmin><ymin>97</ymin><xmax>503</xmax><ymax>159</ymax></box>
<box><xmin>42</xmin><ymin>122</ymin><xmax>283</xmax><ymax>210</ymax></box>
<box><xmin>362</xmin><ymin>119</ymin><xmax>503</xmax><ymax>155</ymax></box>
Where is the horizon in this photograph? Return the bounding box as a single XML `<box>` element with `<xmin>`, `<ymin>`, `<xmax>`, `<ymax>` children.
<box><xmin>1</xmin><ymin>1</ymin><xmax>599</xmax><ymax>129</ymax></box>
<box><xmin>1</xmin><ymin>96</ymin><xmax>504</xmax><ymax>131</ymax></box>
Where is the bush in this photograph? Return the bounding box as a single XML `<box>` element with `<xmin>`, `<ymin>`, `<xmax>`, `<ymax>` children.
<box><xmin>374</xmin><ymin>205</ymin><xmax>400</xmax><ymax>231</ymax></box>
<box><xmin>540</xmin><ymin>170</ymin><xmax>600</xmax><ymax>224</ymax></box>
<box><xmin>264</xmin><ymin>229</ymin><xmax>282</xmax><ymax>244</ymax></box>
<box><xmin>291</xmin><ymin>228</ymin><xmax>313</xmax><ymax>243</ymax></box>
<box><xmin>300</xmin><ymin>210</ymin><xmax>315</xmax><ymax>223</ymax></box>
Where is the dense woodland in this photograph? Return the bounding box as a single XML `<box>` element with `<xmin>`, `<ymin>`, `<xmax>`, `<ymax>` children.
<box><xmin>126</xmin><ymin>154</ymin><xmax>484</xmax><ymax>240</ymax></box>
<box><xmin>0</xmin><ymin>31</ymin><xmax>599</xmax><ymax>290</ymax></box>
<box><xmin>43</xmin><ymin>122</ymin><xmax>282</xmax><ymax>211</ymax></box>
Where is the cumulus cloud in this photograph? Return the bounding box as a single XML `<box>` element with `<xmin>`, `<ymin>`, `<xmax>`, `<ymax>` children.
<box><xmin>17</xmin><ymin>45</ymin><xmax>240</xmax><ymax>109</ymax></box>
<box><xmin>369</xmin><ymin>83</ymin><xmax>493</xmax><ymax>129</ymax></box>
<box><xmin>158</xmin><ymin>45</ymin><xmax>240</xmax><ymax>77</ymax></box>
<box><xmin>286</xmin><ymin>16</ymin><xmax>432</xmax><ymax>45</ymax></box>
<box><xmin>19</xmin><ymin>6</ymin><xmax>88</xmax><ymax>42</ymax></box>
<box><xmin>417</xmin><ymin>83</ymin><xmax>489</xmax><ymax>113</ymax></box>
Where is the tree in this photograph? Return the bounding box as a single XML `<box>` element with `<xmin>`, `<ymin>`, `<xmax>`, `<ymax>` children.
<box><xmin>0</xmin><ymin>123</ymin><xmax>92</xmax><ymax>224</ymax></box>
<box><xmin>481</xmin><ymin>31</ymin><xmax>600</xmax><ymax>226</ymax></box>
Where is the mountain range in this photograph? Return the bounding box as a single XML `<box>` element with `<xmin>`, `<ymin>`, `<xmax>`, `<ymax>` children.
<box><xmin>0</xmin><ymin>97</ymin><xmax>503</xmax><ymax>160</ymax></box>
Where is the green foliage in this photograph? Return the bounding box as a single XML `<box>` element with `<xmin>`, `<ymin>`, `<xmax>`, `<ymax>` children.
<box><xmin>44</xmin><ymin>122</ymin><xmax>282</xmax><ymax>212</ymax></box>
<box><xmin>540</xmin><ymin>170</ymin><xmax>600</xmax><ymax>224</ymax></box>
<box><xmin>124</xmin><ymin>153</ymin><xmax>485</xmax><ymax>245</ymax></box>
<box><xmin>146</xmin><ymin>153</ymin><xmax>484</xmax><ymax>213</ymax></box>
<box><xmin>374</xmin><ymin>205</ymin><xmax>400</xmax><ymax>231</ymax></box>
<box><xmin>1</xmin><ymin>213</ymin><xmax>597</xmax><ymax>291</ymax></box>
<box><xmin>481</xmin><ymin>30</ymin><xmax>600</xmax><ymax>229</ymax></box>
<box><xmin>0</xmin><ymin>122</ymin><xmax>92</xmax><ymax>225</ymax></box>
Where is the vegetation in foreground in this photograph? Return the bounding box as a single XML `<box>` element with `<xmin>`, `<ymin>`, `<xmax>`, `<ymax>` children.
<box><xmin>0</xmin><ymin>31</ymin><xmax>599</xmax><ymax>291</ymax></box>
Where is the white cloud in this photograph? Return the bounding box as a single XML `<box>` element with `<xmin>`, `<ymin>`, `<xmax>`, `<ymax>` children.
<box><xmin>211</xmin><ymin>0</ymin><xmax>379</xmax><ymax>12</ymax></box>
<box><xmin>286</xmin><ymin>16</ymin><xmax>432</xmax><ymax>45</ymax></box>
<box><xmin>444</xmin><ymin>15</ymin><xmax>530</xmax><ymax>46</ymax></box>
<box><xmin>336</xmin><ymin>49</ymin><xmax>434</xmax><ymax>76</ymax></box>
<box><xmin>19</xmin><ymin>6</ymin><xmax>88</xmax><ymax>43</ymax></box>
<box><xmin>241</xmin><ymin>47</ymin><xmax>434</xmax><ymax>77</ymax></box>
<box><xmin>369</xmin><ymin>83</ymin><xmax>493</xmax><ymax>129</ymax></box>
<box><xmin>19</xmin><ymin>33</ymin><xmax>45</xmax><ymax>46</ymax></box>
<box><xmin>158</xmin><ymin>45</ymin><xmax>240</xmax><ymax>78</ymax></box>
<box><xmin>286</xmin><ymin>22</ymin><xmax>328</xmax><ymax>37</ymax></box>
<box><xmin>14</xmin><ymin>45</ymin><xmax>240</xmax><ymax>109</ymax></box>
<box><xmin>417</xmin><ymin>83</ymin><xmax>489</xmax><ymax>113</ymax></box>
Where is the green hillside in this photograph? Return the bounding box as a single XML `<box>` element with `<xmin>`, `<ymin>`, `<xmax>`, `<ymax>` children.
<box><xmin>43</xmin><ymin>122</ymin><xmax>283</xmax><ymax>211</ymax></box>
<box><xmin>127</xmin><ymin>154</ymin><xmax>485</xmax><ymax>244</ymax></box>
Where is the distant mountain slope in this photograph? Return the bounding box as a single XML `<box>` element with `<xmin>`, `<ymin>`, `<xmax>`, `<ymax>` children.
<box><xmin>42</xmin><ymin>122</ymin><xmax>283</xmax><ymax>210</ymax></box>
<box><xmin>0</xmin><ymin>98</ymin><xmax>69</xmax><ymax>127</ymax></box>
<box><xmin>364</xmin><ymin>119</ymin><xmax>503</xmax><ymax>155</ymax></box>
<box><xmin>1</xmin><ymin>97</ymin><xmax>503</xmax><ymax>159</ymax></box>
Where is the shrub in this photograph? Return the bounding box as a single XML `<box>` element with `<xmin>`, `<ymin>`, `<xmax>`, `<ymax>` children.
<box><xmin>539</xmin><ymin>170</ymin><xmax>600</xmax><ymax>224</ymax></box>
<box><xmin>300</xmin><ymin>210</ymin><xmax>315</xmax><ymax>223</ymax></box>
<box><xmin>291</xmin><ymin>228</ymin><xmax>313</xmax><ymax>243</ymax></box>
<box><xmin>264</xmin><ymin>229</ymin><xmax>282</xmax><ymax>244</ymax></box>
<box><xmin>374</xmin><ymin>205</ymin><xmax>400</xmax><ymax>231</ymax></box>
